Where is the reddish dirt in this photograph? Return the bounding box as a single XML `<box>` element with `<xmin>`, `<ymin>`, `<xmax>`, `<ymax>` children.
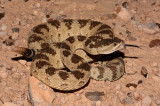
<box><xmin>0</xmin><ymin>0</ymin><xmax>160</xmax><ymax>106</ymax></box>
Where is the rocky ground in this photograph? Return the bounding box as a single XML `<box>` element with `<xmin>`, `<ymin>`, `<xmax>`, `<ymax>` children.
<box><xmin>0</xmin><ymin>0</ymin><xmax>160</xmax><ymax>106</ymax></box>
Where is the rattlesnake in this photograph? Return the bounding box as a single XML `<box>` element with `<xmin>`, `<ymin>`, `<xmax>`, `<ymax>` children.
<box><xmin>14</xmin><ymin>19</ymin><xmax>125</xmax><ymax>91</ymax></box>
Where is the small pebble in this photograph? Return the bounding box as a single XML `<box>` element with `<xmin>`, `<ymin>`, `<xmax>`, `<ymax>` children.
<box><xmin>137</xmin><ymin>80</ymin><xmax>143</xmax><ymax>84</ymax></box>
<box><xmin>149</xmin><ymin>39</ymin><xmax>160</xmax><ymax>48</ymax></box>
<box><xmin>141</xmin><ymin>96</ymin><xmax>152</xmax><ymax>106</ymax></box>
<box><xmin>12</xmin><ymin>28</ymin><xmax>19</xmax><ymax>33</ymax></box>
<box><xmin>36</xmin><ymin>3</ymin><xmax>40</xmax><ymax>7</ymax></box>
<box><xmin>1</xmin><ymin>24</ymin><xmax>7</xmax><ymax>30</ymax></box>
<box><xmin>151</xmin><ymin>2</ymin><xmax>156</xmax><ymax>6</ymax></box>
<box><xmin>127</xmin><ymin>92</ymin><xmax>132</xmax><ymax>97</ymax></box>
<box><xmin>46</xmin><ymin>14</ymin><xmax>50</xmax><ymax>18</ymax></box>
<box><xmin>60</xmin><ymin>97</ymin><xmax>67</xmax><ymax>104</ymax></box>
<box><xmin>18</xmin><ymin>60</ymin><xmax>27</xmax><ymax>65</ymax></box>
<box><xmin>0</xmin><ymin>13</ymin><xmax>5</xmax><ymax>19</ymax></box>
<box><xmin>122</xmin><ymin>2</ymin><xmax>129</xmax><ymax>8</ymax></box>
<box><xmin>133</xmin><ymin>92</ymin><xmax>142</xmax><ymax>101</ymax></box>
<box><xmin>74</xmin><ymin>93</ymin><xmax>82</xmax><ymax>100</ymax></box>
<box><xmin>116</xmin><ymin>7</ymin><xmax>131</xmax><ymax>21</ymax></box>
<box><xmin>129</xmin><ymin>86</ymin><xmax>135</xmax><ymax>91</ymax></box>
<box><xmin>96</xmin><ymin>101</ymin><xmax>101</xmax><ymax>106</ymax></box>
<box><xmin>42</xmin><ymin>17</ymin><xmax>47</xmax><ymax>23</ymax></box>
<box><xmin>115</xmin><ymin>84</ymin><xmax>121</xmax><ymax>90</ymax></box>
<box><xmin>126</xmin><ymin>30</ymin><xmax>131</xmax><ymax>36</ymax></box>
<box><xmin>155</xmin><ymin>99</ymin><xmax>160</xmax><ymax>105</ymax></box>
<box><xmin>141</xmin><ymin>66</ymin><xmax>148</xmax><ymax>78</ymax></box>
<box><xmin>156</xmin><ymin>23</ymin><xmax>160</xmax><ymax>28</ymax></box>
<box><xmin>126</xmin><ymin>83</ymin><xmax>137</xmax><ymax>88</ymax></box>
<box><xmin>33</xmin><ymin>11</ymin><xmax>38</xmax><ymax>15</ymax></box>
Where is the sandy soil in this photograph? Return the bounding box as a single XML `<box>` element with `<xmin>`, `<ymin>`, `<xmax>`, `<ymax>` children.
<box><xmin>0</xmin><ymin>0</ymin><xmax>160</xmax><ymax>106</ymax></box>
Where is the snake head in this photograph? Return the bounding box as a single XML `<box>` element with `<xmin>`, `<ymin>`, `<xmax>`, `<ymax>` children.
<box><xmin>84</xmin><ymin>36</ymin><xmax>124</xmax><ymax>55</ymax></box>
<box><xmin>13</xmin><ymin>47</ymin><xmax>35</xmax><ymax>59</ymax></box>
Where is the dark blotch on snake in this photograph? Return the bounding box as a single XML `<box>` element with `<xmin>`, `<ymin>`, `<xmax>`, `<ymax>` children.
<box><xmin>72</xmin><ymin>71</ymin><xmax>85</xmax><ymax>80</ymax></box>
<box><xmin>61</xmin><ymin>42</ymin><xmax>71</xmax><ymax>50</ymax></box>
<box><xmin>78</xmin><ymin>63</ymin><xmax>91</xmax><ymax>71</ymax></box>
<box><xmin>41</xmin><ymin>43</ymin><xmax>49</xmax><ymax>49</ymax></box>
<box><xmin>48</xmin><ymin>20</ymin><xmax>60</xmax><ymax>29</ymax></box>
<box><xmin>28</xmin><ymin>34</ymin><xmax>44</xmax><ymax>43</ymax></box>
<box><xmin>63</xmin><ymin>50</ymin><xmax>71</xmax><ymax>57</ymax></box>
<box><xmin>97</xmin><ymin>66</ymin><xmax>105</xmax><ymax>79</ymax></box>
<box><xmin>41</xmin><ymin>47</ymin><xmax>56</xmax><ymax>55</ymax></box>
<box><xmin>45</xmin><ymin>67</ymin><xmax>56</xmax><ymax>75</ymax></box>
<box><xmin>34</xmin><ymin>54</ymin><xmax>49</xmax><ymax>60</ymax></box>
<box><xmin>54</xmin><ymin>42</ymin><xmax>62</xmax><ymax>49</ymax></box>
<box><xmin>78</xmin><ymin>20</ymin><xmax>88</xmax><ymax>28</ymax></box>
<box><xmin>64</xmin><ymin>19</ymin><xmax>73</xmax><ymax>30</ymax></box>
<box><xmin>85</xmin><ymin>39</ymin><xmax>92</xmax><ymax>46</ymax></box>
<box><xmin>85</xmin><ymin>36</ymin><xmax>103</xmax><ymax>47</ymax></box>
<box><xmin>59</xmin><ymin>71</ymin><xmax>69</xmax><ymax>80</ymax></box>
<box><xmin>71</xmin><ymin>54</ymin><xmax>83</xmax><ymax>63</ymax></box>
<box><xmin>97</xmin><ymin>24</ymin><xmax>111</xmax><ymax>31</ymax></box>
<box><xmin>77</xmin><ymin>35</ymin><xmax>86</xmax><ymax>42</ymax></box>
<box><xmin>33</xmin><ymin>24</ymin><xmax>49</xmax><ymax>34</ymax></box>
<box><xmin>90</xmin><ymin>21</ymin><xmax>101</xmax><ymax>30</ymax></box>
<box><xmin>66</xmin><ymin>36</ymin><xmax>75</xmax><ymax>43</ymax></box>
<box><xmin>107</xmin><ymin>66</ymin><xmax>117</xmax><ymax>80</ymax></box>
<box><xmin>36</xmin><ymin>61</ymin><xmax>50</xmax><ymax>69</ymax></box>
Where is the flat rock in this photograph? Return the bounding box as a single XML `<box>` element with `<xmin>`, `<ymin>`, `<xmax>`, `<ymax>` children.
<box><xmin>28</xmin><ymin>76</ymin><xmax>55</xmax><ymax>106</ymax></box>
<box><xmin>85</xmin><ymin>91</ymin><xmax>105</xmax><ymax>101</ymax></box>
<box><xmin>141</xmin><ymin>96</ymin><xmax>152</xmax><ymax>106</ymax></box>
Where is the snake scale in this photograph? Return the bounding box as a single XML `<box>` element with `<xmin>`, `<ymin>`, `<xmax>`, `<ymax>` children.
<box><xmin>14</xmin><ymin>19</ymin><xmax>125</xmax><ymax>91</ymax></box>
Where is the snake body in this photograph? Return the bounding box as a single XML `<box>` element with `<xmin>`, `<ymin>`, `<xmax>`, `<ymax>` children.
<box><xmin>15</xmin><ymin>19</ymin><xmax>125</xmax><ymax>91</ymax></box>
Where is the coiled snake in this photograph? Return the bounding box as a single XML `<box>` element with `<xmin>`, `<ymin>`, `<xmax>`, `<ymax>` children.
<box><xmin>14</xmin><ymin>19</ymin><xmax>125</xmax><ymax>91</ymax></box>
